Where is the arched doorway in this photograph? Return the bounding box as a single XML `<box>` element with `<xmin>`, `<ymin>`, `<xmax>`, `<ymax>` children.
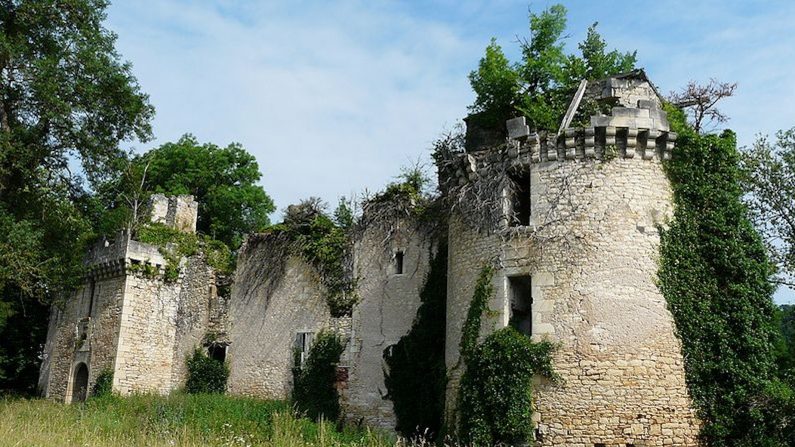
<box><xmin>71</xmin><ymin>363</ymin><xmax>89</xmax><ymax>403</ymax></box>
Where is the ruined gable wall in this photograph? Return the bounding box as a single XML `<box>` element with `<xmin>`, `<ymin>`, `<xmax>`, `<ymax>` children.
<box><xmin>445</xmin><ymin>156</ymin><xmax>700</xmax><ymax>446</ymax></box>
<box><xmin>227</xmin><ymin>236</ymin><xmax>331</xmax><ymax>399</ymax></box>
<box><xmin>342</xmin><ymin>216</ymin><xmax>433</xmax><ymax>429</ymax></box>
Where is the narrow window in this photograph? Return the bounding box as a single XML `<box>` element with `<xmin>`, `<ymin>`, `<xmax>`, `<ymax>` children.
<box><xmin>394</xmin><ymin>251</ymin><xmax>404</xmax><ymax>275</ymax></box>
<box><xmin>508</xmin><ymin>275</ymin><xmax>532</xmax><ymax>336</ymax></box>
<box><xmin>294</xmin><ymin>332</ymin><xmax>314</xmax><ymax>367</ymax></box>
<box><xmin>508</xmin><ymin>170</ymin><xmax>531</xmax><ymax>227</ymax></box>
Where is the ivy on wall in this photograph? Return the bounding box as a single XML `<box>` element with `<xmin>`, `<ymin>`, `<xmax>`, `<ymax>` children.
<box><xmin>659</xmin><ymin>105</ymin><xmax>794</xmax><ymax>446</ymax></box>
<box><xmin>292</xmin><ymin>331</ymin><xmax>345</xmax><ymax>422</ymax></box>
<box><xmin>456</xmin><ymin>264</ymin><xmax>557</xmax><ymax>446</ymax></box>
<box><xmin>383</xmin><ymin>240</ymin><xmax>448</xmax><ymax>440</ymax></box>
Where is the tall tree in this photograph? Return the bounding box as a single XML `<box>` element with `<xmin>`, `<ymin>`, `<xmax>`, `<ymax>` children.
<box><xmin>468</xmin><ymin>5</ymin><xmax>636</xmax><ymax>133</ymax></box>
<box><xmin>741</xmin><ymin>127</ymin><xmax>795</xmax><ymax>287</ymax></box>
<box><xmin>131</xmin><ymin>135</ymin><xmax>275</xmax><ymax>248</ymax></box>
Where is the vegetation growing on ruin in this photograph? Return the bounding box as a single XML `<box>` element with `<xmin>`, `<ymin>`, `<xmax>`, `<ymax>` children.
<box><xmin>91</xmin><ymin>369</ymin><xmax>114</xmax><ymax>398</ymax></box>
<box><xmin>659</xmin><ymin>105</ymin><xmax>795</xmax><ymax>446</ymax></box>
<box><xmin>265</xmin><ymin>199</ymin><xmax>357</xmax><ymax>317</ymax></box>
<box><xmin>383</xmin><ymin>240</ymin><xmax>448</xmax><ymax>440</ymax></box>
<box><xmin>136</xmin><ymin>223</ymin><xmax>234</xmax><ymax>282</ymax></box>
<box><xmin>185</xmin><ymin>348</ymin><xmax>229</xmax><ymax>394</ymax></box>
<box><xmin>455</xmin><ymin>265</ymin><xmax>557</xmax><ymax>446</ymax></box>
<box><xmin>291</xmin><ymin>331</ymin><xmax>345</xmax><ymax>423</ymax></box>
<box><xmin>468</xmin><ymin>4</ymin><xmax>636</xmax><ymax>132</ymax></box>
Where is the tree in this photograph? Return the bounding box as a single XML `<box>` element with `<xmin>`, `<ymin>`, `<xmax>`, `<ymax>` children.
<box><xmin>467</xmin><ymin>39</ymin><xmax>520</xmax><ymax>128</ymax></box>
<box><xmin>468</xmin><ymin>5</ymin><xmax>637</xmax><ymax>133</ymax></box>
<box><xmin>0</xmin><ymin>0</ymin><xmax>153</xmax><ymax>393</ymax></box>
<box><xmin>130</xmin><ymin>135</ymin><xmax>275</xmax><ymax>248</ymax></box>
<box><xmin>668</xmin><ymin>79</ymin><xmax>737</xmax><ymax>133</ymax></box>
<box><xmin>741</xmin><ymin>127</ymin><xmax>795</xmax><ymax>287</ymax></box>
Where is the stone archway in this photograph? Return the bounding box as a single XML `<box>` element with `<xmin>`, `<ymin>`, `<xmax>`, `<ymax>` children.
<box><xmin>71</xmin><ymin>363</ymin><xmax>89</xmax><ymax>403</ymax></box>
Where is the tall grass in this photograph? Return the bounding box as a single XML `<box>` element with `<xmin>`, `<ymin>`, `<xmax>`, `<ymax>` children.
<box><xmin>0</xmin><ymin>394</ymin><xmax>397</xmax><ymax>447</ymax></box>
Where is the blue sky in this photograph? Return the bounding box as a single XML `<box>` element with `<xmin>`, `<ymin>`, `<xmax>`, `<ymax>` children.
<box><xmin>105</xmin><ymin>0</ymin><xmax>795</xmax><ymax>303</ymax></box>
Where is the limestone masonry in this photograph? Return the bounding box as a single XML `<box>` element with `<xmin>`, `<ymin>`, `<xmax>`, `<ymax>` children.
<box><xmin>40</xmin><ymin>70</ymin><xmax>701</xmax><ymax>446</ymax></box>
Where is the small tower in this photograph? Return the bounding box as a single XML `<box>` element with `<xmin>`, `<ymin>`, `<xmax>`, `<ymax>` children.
<box><xmin>148</xmin><ymin>194</ymin><xmax>199</xmax><ymax>233</ymax></box>
<box><xmin>441</xmin><ymin>70</ymin><xmax>700</xmax><ymax>446</ymax></box>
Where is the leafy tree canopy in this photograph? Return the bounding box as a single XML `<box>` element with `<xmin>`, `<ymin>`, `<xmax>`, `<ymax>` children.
<box><xmin>468</xmin><ymin>5</ymin><xmax>636</xmax><ymax>131</ymax></box>
<box><xmin>0</xmin><ymin>0</ymin><xmax>153</xmax><ymax>393</ymax></box>
<box><xmin>130</xmin><ymin>134</ymin><xmax>275</xmax><ymax>248</ymax></box>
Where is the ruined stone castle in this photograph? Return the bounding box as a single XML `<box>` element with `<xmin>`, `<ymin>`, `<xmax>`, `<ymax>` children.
<box><xmin>39</xmin><ymin>70</ymin><xmax>702</xmax><ymax>446</ymax></box>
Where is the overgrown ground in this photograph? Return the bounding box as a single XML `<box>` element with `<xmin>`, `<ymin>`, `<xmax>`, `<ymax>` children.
<box><xmin>0</xmin><ymin>394</ymin><xmax>396</xmax><ymax>447</ymax></box>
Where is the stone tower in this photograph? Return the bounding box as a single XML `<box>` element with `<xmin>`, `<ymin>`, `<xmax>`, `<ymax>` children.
<box><xmin>440</xmin><ymin>71</ymin><xmax>701</xmax><ymax>446</ymax></box>
<box><xmin>38</xmin><ymin>195</ymin><xmax>223</xmax><ymax>402</ymax></box>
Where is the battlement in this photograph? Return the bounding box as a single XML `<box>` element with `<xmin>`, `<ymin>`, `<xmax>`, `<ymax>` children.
<box><xmin>84</xmin><ymin>230</ymin><xmax>169</xmax><ymax>279</ymax></box>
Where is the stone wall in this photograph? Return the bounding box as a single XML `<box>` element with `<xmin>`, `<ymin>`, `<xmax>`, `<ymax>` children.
<box><xmin>444</xmin><ymin>155</ymin><xmax>701</xmax><ymax>446</ymax></box>
<box><xmin>342</xmin><ymin>214</ymin><xmax>433</xmax><ymax>429</ymax></box>
<box><xmin>227</xmin><ymin>236</ymin><xmax>331</xmax><ymax>399</ymax></box>
<box><xmin>38</xmin><ymin>274</ymin><xmax>126</xmax><ymax>402</ymax></box>
<box><xmin>114</xmin><ymin>274</ymin><xmax>181</xmax><ymax>394</ymax></box>
<box><xmin>171</xmin><ymin>256</ymin><xmax>218</xmax><ymax>388</ymax></box>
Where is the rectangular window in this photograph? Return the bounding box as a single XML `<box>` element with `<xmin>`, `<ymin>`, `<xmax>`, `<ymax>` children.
<box><xmin>394</xmin><ymin>251</ymin><xmax>404</xmax><ymax>275</ymax></box>
<box><xmin>508</xmin><ymin>275</ymin><xmax>532</xmax><ymax>336</ymax></box>
<box><xmin>508</xmin><ymin>170</ymin><xmax>531</xmax><ymax>227</ymax></box>
<box><xmin>295</xmin><ymin>332</ymin><xmax>314</xmax><ymax>367</ymax></box>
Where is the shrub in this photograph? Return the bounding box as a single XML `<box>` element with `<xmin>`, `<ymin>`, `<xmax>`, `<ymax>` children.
<box><xmin>292</xmin><ymin>331</ymin><xmax>344</xmax><ymax>422</ymax></box>
<box><xmin>458</xmin><ymin>328</ymin><xmax>556</xmax><ymax>446</ymax></box>
<box><xmin>383</xmin><ymin>242</ymin><xmax>448</xmax><ymax>440</ymax></box>
<box><xmin>91</xmin><ymin>369</ymin><xmax>113</xmax><ymax>398</ymax></box>
<box><xmin>185</xmin><ymin>348</ymin><xmax>228</xmax><ymax>394</ymax></box>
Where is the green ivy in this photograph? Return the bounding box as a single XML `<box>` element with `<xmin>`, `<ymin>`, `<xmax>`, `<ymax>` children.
<box><xmin>659</xmin><ymin>109</ymin><xmax>794</xmax><ymax>445</ymax></box>
<box><xmin>185</xmin><ymin>348</ymin><xmax>228</xmax><ymax>394</ymax></box>
<box><xmin>455</xmin><ymin>264</ymin><xmax>557</xmax><ymax>446</ymax></box>
<box><xmin>136</xmin><ymin>223</ymin><xmax>234</xmax><ymax>281</ymax></box>
<box><xmin>458</xmin><ymin>328</ymin><xmax>556</xmax><ymax>446</ymax></box>
<box><xmin>266</xmin><ymin>214</ymin><xmax>357</xmax><ymax>317</ymax></box>
<box><xmin>459</xmin><ymin>265</ymin><xmax>495</xmax><ymax>360</ymax></box>
<box><xmin>292</xmin><ymin>331</ymin><xmax>345</xmax><ymax>422</ymax></box>
<box><xmin>91</xmin><ymin>368</ymin><xmax>114</xmax><ymax>398</ymax></box>
<box><xmin>383</xmin><ymin>241</ymin><xmax>448</xmax><ymax>440</ymax></box>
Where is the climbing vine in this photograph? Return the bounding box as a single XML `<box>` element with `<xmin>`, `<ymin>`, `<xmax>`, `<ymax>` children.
<box><xmin>659</xmin><ymin>104</ymin><xmax>794</xmax><ymax>446</ymax></box>
<box><xmin>264</xmin><ymin>202</ymin><xmax>357</xmax><ymax>317</ymax></box>
<box><xmin>292</xmin><ymin>330</ymin><xmax>345</xmax><ymax>422</ymax></box>
<box><xmin>383</xmin><ymin>240</ymin><xmax>448</xmax><ymax>440</ymax></box>
<box><xmin>456</xmin><ymin>264</ymin><xmax>557</xmax><ymax>446</ymax></box>
<box><xmin>136</xmin><ymin>223</ymin><xmax>234</xmax><ymax>281</ymax></box>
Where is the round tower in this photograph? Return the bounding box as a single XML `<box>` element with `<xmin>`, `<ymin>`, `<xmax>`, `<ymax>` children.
<box><xmin>441</xmin><ymin>71</ymin><xmax>700</xmax><ymax>446</ymax></box>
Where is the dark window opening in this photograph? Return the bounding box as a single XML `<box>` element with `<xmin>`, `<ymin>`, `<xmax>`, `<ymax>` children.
<box><xmin>294</xmin><ymin>332</ymin><xmax>314</xmax><ymax>368</ymax></box>
<box><xmin>208</xmin><ymin>343</ymin><xmax>227</xmax><ymax>363</ymax></box>
<box><xmin>509</xmin><ymin>170</ymin><xmax>531</xmax><ymax>226</ymax></box>
<box><xmin>508</xmin><ymin>275</ymin><xmax>532</xmax><ymax>336</ymax></box>
<box><xmin>395</xmin><ymin>251</ymin><xmax>404</xmax><ymax>275</ymax></box>
<box><xmin>595</xmin><ymin>444</ymin><xmax>606</xmax><ymax>447</ymax></box>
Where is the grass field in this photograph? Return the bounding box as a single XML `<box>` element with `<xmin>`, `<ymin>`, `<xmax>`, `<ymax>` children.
<box><xmin>0</xmin><ymin>394</ymin><xmax>397</xmax><ymax>447</ymax></box>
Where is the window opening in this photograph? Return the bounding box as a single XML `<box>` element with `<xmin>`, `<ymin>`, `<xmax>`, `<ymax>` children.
<box><xmin>208</xmin><ymin>343</ymin><xmax>227</xmax><ymax>363</ymax></box>
<box><xmin>508</xmin><ymin>275</ymin><xmax>532</xmax><ymax>336</ymax></box>
<box><xmin>395</xmin><ymin>251</ymin><xmax>404</xmax><ymax>275</ymax></box>
<box><xmin>294</xmin><ymin>332</ymin><xmax>314</xmax><ymax>368</ymax></box>
<box><xmin>508</xmin><ymin>170</ymin><xmax>531</xmax><ymax>226</ymax></box>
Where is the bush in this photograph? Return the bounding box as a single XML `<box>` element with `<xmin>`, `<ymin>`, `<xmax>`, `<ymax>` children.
<box><xmin>383</xmin><ymin>242</ymin><xmax>448</xmax><ymax>440</ymax></box>
<box><xmin>185</xmin><ymin>348</ymin><xmax>228</xmax><ymax>394</ymax></box>
<box><xmin>91</xmin><ymin>369</ymin><xmax>113</xmax><ymax>398</ymax></box>
<box><xmin>458</xmin><ymin>328</ymin><xmax>556</xmax><ymax>446</ymax></box>
<box><xmin>292</xmin><ymin>331</ymin><xmax>344</xmax><ymax>422</ymax></box>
